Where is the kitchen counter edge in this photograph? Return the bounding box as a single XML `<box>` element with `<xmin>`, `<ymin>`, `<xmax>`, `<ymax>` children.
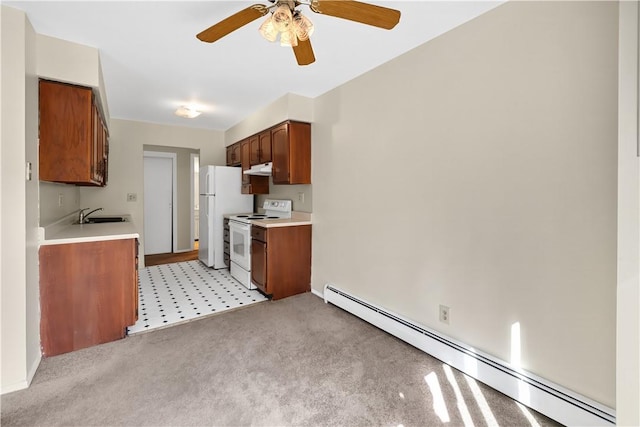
<box><xmin>39</xmin><ymin>213</ymin><xmax>140</xmax><ymax>246</ymax></box>
<box><xmin>252</xmin><ymin>211</ymin><xmax>312</xmax><ymax>228</ymax></box>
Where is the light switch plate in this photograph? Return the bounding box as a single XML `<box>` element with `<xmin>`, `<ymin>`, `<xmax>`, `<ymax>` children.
<box><xmin>127</xmin><ymin>193</ymin><xmax>137</xmax><ymax>202</ymax></box>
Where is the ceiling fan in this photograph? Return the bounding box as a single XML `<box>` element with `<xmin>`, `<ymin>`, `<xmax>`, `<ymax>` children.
<box><xmin>196</xmin><ymin>0</ymin><xmax>401</xmax><ymax>66</ymax></box>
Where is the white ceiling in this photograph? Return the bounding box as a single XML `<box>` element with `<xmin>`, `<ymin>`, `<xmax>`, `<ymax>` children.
<box><xmin>5</xmin><ymin>1</ymin><xmax>503</xmax><ymax>131</ymax></box>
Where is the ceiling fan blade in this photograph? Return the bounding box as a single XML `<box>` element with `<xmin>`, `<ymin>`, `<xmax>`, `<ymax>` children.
<box><xmin>310</xmin><ymin>0</ymin><xmax>400</xmax><ymax>30</ymax></box>
<box><xmin>197</xmin><ymin>4</ymin><xmax>269</xmax><ymax>43</ymax></box>
<box><xmin>293</xmin><ymin>38</ymin><xmax>316</xmax><ymax>66</ymax></box>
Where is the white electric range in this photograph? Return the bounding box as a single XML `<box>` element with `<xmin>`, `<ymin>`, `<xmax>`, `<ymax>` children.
<box><xmin>228</xmin><ymin>199</ymin><xmax>292</xmax><ymax>289</ymax></box>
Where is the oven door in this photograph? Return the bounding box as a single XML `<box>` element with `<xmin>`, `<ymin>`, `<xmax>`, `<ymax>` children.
<box><xmin>229</xmin><ymin>220</ymin><xmax>251</xmax><ymax>271</ymax></box>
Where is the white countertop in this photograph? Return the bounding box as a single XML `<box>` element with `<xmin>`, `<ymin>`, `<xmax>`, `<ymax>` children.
<box><xmin>251</xmin><ymin>211</ymin><xmax>312</xmax><ymax>228</ymax></box>
<box><xmin>39</xmin><ymin>214</ymin><xmax>140</xmax><ymax>246</ymax></box>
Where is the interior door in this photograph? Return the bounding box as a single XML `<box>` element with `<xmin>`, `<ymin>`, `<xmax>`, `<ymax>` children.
<box><xmin>144</xmin><ymin>156</ymin><xmax>173</xmax><ymax>255</ymax></box>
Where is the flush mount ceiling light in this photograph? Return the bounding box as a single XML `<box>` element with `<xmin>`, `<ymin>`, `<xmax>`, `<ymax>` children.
<box><xmin>196</xmin><ymin>0</ymin><xmax>401</xmax><ymax>66</ymax></box>
<box><xmin>175</xmin><ymin>106</ymin><xmax>202</xmax><ymax>119</ymax></box>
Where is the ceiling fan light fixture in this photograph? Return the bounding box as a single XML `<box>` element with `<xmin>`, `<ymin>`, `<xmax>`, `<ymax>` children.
<box><xmin>259</xmin><ymin>16</ymin><xmax>278</xmax><ymax>42</ymax></box>
<box><xmin>279</xmin><ymin>28</ymin><xmax>298</xmax><ymax>47</ymax></box>
<box><xmin>292</xmin><ymin>11</ymin><xmax>314</xmax><ymax>41</ymax></box>
<box><xmin>272</xmin><ymin>4</ymin><xmax>292</xmax><ymax>32</ymax></box>
<box><xmin>175</xmin><ymin>106</ymin><xmax>202</xmax><ymax>119</ymax></box>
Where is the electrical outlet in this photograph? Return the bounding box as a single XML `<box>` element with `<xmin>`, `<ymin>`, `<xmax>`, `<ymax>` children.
<box><xmin>297</xmin><ymin>192</ymin><xmax>305</xmax><ymax>203</ymax></box>
<box><xmin>439</xmin><ymin>305</ymin><xmax>450</xmax><ymax>324</ymax></box>
<box><xmin>127</xmin><ymin>193</ymin><xmax>137</xmax><ymax>202</ymax></box>
<box><xmin>58</xmin><ymin>193</ymin><xmax>64</xmax><ymax>207</ymax></box>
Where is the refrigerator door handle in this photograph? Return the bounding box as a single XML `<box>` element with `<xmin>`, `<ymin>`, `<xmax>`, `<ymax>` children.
<box><xmin>205</xmin><ymin>172</ymin><xmax>210</xmax><ymax>194</ymax></box>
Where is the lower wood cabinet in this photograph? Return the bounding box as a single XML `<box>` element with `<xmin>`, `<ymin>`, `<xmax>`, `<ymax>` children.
<box><xmin>39</xmin><ymin>238</ymin><xmax>139</xmax><ymax>356</ymax></box>
<box><xmin>250</xmin><ymin>225</ymin><xmax>311</xmax><ymax>300</ymax></box>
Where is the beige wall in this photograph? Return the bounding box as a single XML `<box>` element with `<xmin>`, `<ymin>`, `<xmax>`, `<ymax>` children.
<box><xmin>79</xmin><ymin>119</ymin><xmax>225</xmax><ymax>260</ymax></box>
<box><xmin>39</xmin><ymin>182</ymin><xmax>80</xmax><ymax>226</ymax></box>
<box><xmin>311</xmin><ymin>1</ymin><xmax>617</xmax><ymax>407</ymax></box>
<box><xmin>225</xmin><ymin>93</ymin><xmax>313</xmax><ymax>145</ymax></box>
<box><xmin>37</xmin><ymin>34</ymin><xmax>109</xmax><ymax>120</ymax></box>
<box><xmin>144</xmin><ymin>144</ymin><xmax>199</xmax><ymax>251</ymax></box>
<box><xmin>0</xmin><ymin>5</ymin><xmax>40</xmax><ymax>393</ymax></box>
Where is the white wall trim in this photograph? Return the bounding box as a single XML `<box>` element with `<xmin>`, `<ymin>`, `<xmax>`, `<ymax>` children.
<box><xmin>26</xmin><ymin>353</ymin><xmax>41</xmax><ymax>387</ymax></box>
<box><xmin>323</xmin><ymin>284</ymin><xmax>615</xmax><ymax>427</ymax></box>
<box><xmin>190</xmin><ymin>153</ymin><xmax>198</xmax><ymax>251</ymax></box>
<box><xmin>2</xmin><ymin>380</ymin><xmax>29</xmax><ymax>395</ymax></box>
<box><xmin>143</xmin><ymin>151</ymin><xmax>177</xmax><ymax>253</ymax></box>
<box><xmin>616</xmin><ymin>2</ymin><xmax>640</xmax><ymax>425</ymax></box>
<box><xmin>1</xmin><ymin>352</ymin><xmax>40</xmax><ymax>395</ymax></box>
<box><xmin>311</xmin><ymin>288</ymin><xmax>324</xmax><ymax>299</ymax></box>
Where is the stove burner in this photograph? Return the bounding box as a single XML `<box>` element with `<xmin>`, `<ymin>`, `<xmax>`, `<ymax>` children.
<box><xmin>266</xmin><ymin>216</ymin><xmax>280</xmax><ymax>219</ymax></box>
<box><xmin>247</xmin><ymin>217</ymin><xmax>264</xmax><ymax>220</ymax></box>
<box><xmin>236</xmin><ymin>215</ymin><xmax>249</xmax><ymax>218</ymax></box>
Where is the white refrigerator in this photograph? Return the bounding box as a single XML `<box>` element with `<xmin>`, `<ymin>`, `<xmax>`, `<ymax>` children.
<box><xmin>199</xmin><ymin>166</ymin><xmax>253</xmax><ymax>268</ymax></box>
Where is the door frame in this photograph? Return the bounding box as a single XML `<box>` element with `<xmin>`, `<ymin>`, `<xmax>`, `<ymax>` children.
<box><xmin>190</xmin><ymin>152</ymin><xmax>199</xmax><ymax>251</ymax></box>
<box><xmin>143</xmin><ymin>151</ymin><xmax>178</xmax><ymax>253</ymax></box>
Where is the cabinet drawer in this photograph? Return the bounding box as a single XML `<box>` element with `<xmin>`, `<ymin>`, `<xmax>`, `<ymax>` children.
<box><xmin>251</xmin><ymin>226</ymin><xmax>267</xmax><ymax>242</ymax></box>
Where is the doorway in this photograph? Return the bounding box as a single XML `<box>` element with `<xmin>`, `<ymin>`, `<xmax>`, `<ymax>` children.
<box><xmin>143</xmin><ymin>151</ymin><xmax>177</xmax><ymax>255</ymax></box>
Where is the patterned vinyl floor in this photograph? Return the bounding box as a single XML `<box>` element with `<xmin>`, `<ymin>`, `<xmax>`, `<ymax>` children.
<box><xmin>127</xmin><ymin>260</ymin><xmax>268</xmax><ymax>335</ymax></box>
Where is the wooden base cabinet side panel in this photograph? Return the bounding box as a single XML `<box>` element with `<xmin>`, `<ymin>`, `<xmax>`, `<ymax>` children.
<box><xmin>267</xmin><ymin>225</ymin><xmax>312</xmax><ymax>300</ymax></box>
<box><xmin>39</xmin><ymin>239</ymin><xmax>137</xmax><ymax>357</ymax></box>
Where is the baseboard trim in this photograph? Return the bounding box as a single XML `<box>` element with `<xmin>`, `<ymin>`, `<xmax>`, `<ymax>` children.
<box><xmin>1</xmin><ymin>352</ymin><xmax>42</xmax><ymax>395</ymax></box>
<box><xmin>323</xmin><ymin>283</ymin><xmax>615</xmax><ymax>427</ymax></box>
<box><xmin>27</xmin><ymin>352</ymin><xmax>41</xmax><ymax>386</ymax></box>
<box><xmin>311</xmin><ymin>288</ymin><xmax>324</xmax><ymax>299</ymax></box>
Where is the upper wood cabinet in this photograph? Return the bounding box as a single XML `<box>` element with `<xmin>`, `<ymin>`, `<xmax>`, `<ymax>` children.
<box><xmin>226</xmin><ymin>142</ymin><xmax>241</xmax><ymax>167</ymax></box>
<box><xmin>39</xmin><ymin>79</ymin><xmax>109</xmax><ymax>186</ymax></box>
<box><xmin>241</xmin><ymin>139</ymin><xmax>269</xmax><ymax>194</ymax></box>
<box><xmin>271</xmin><ymin>121</ymin><xmax>311</xmax><ymax>185</ymax></box>
<box><xmin>250</xmin><ymin>130</ymin><xmax>272</xmax><ymax>165</ymax></box>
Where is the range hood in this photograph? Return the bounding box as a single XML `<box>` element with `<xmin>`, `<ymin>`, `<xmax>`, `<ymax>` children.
<box><xmin>243</xmin><ymin>162</ymin><xmax>272</xmax><ymax>176</ymax></box>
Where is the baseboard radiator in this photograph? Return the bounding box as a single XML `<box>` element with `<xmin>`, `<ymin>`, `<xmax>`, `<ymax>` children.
<box><xmin>323</xmin><ymin>284</ymin><xmax>615</xmax><ymax>427</ymax></box>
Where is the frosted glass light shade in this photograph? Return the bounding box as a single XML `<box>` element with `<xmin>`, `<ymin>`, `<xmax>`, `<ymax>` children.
<box><xmin>259</xmin><ymin>16</ymin><xmax>278</xmax><ymax>42</ymax></box>
<box><xmin>175</xmin><ymin>106</ymin><xmax>201</xmax><ymax>119</ymax></box>
<box><xmin>272</xmin><ymin>4</ymin><xmax>292</xmax><ymax>32</ymax></box>
<box><xmin>279</xmin><ymin>28</ymin><xmax>298</xmax><ymax>47</ymax></box>
<box><xmin>293</xmin><ymin>12</ymin><xmax>314</xmax><ymax>41</ymax></box>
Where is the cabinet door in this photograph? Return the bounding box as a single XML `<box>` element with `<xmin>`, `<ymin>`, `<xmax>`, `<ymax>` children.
<box><xmin>102</xmin><ymin>125</ymin><xmax>109</xmax><ymax>186</ymax></box>
<box><xmin>92</xmin><ymin>103</ymin><xmax>100</xmax><ymax>183</ymax></box>
<box><xmin>39</xmin><ymin>80</ymin><xmax>95</xmax><ymax>184</ymax></box>
<box><xmin>40</xmin><ymin>239</ymin><xmax>137</xmax><ymax>356</ymax></box>
<box><xmin>271</xmin><ymin>123</ymin><xmax>290</xmax><ymax>184</ymax></box>
<box><xmin>226</xmin><ymin>146</ymin><xmax>233</xmax><ymax>166</ymax></box>
<box><xmin>258</xmin><ymin>130</ymin><xmax>272</xmax><ymax>163</ymax></box>
<box><xmin>251</xmin><ymin>239</ymin><xmax>268</xmax><ymax>293</ymax></box>
<box><xmin>241</xmin><ymin>140</ymin><xmax>251</xmax><ymax>186</ymax></box>
<box><xmin>232</xmin><ymin>144</ymin><xmax>241</xmax><ymax>166</ymax></box>
<box><xmin>249</xmin><ymin>135</ymin><xmax>260</xmax><ymax>165</ymax></box>
<box><xmin>240</xmin><ymin>139</ymin><xmax>269</xmax><ymax>194</ymax></box>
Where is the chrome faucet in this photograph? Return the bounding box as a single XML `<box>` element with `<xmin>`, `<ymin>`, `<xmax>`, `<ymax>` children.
<box><xmin>79</xmin><ymin>207</ymin><xmax>103</xmax><ymax>224</ymax></box>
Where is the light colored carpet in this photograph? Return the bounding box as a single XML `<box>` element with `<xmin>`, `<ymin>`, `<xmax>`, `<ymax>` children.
<box><xmin>1</xmin><ymin>293</ymin><xmax>561</xmax><ymax>426</ymax></box>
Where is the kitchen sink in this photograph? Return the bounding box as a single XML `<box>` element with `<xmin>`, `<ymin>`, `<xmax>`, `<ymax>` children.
<box><xmin>83</xmin><ymin>216</ymin><xmax>128</xmax><ymax>224</ymax></box>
